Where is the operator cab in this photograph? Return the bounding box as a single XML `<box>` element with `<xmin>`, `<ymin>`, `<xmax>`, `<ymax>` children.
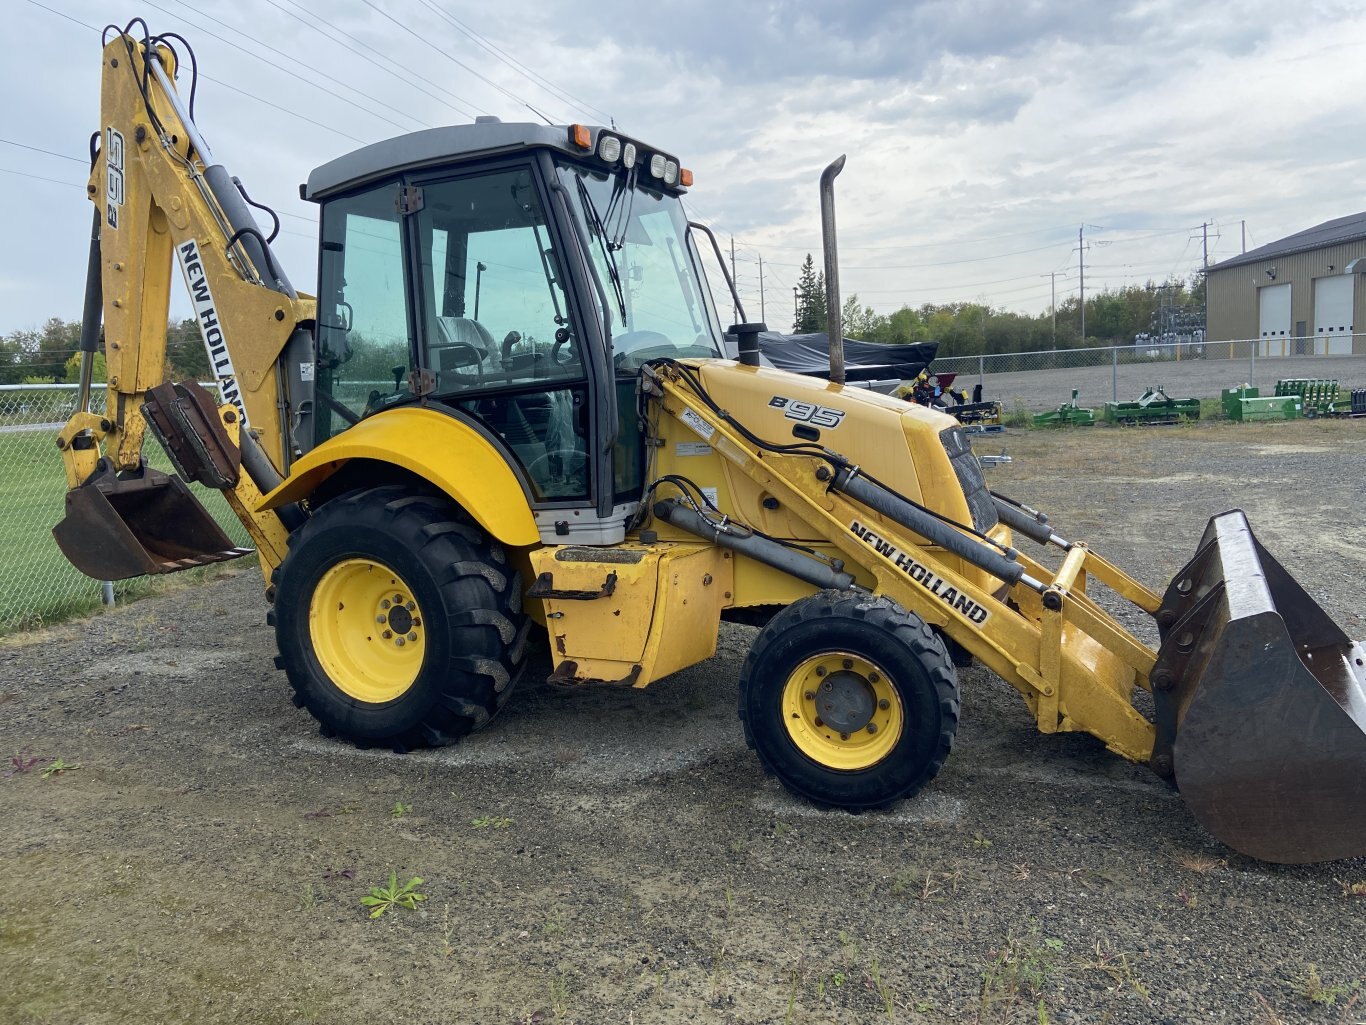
<box><xmin>304</xmin><ymin>119</ymin><xmax>726</xmax><ymax>544</ymax></box>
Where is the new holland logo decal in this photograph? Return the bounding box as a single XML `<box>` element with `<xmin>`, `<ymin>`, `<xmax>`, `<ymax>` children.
<box><xmin>849</xmin><ymin>520</ymin><xmax>991</xmax><ymax>625</ymax></box>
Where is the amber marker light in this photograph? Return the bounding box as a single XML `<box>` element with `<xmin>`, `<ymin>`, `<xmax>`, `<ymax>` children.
<box><xmin>679</xmin><ymin>168</ymin><xmax>694</xmax><ymax>187</ymax></box>
<box><xmin>569</xmin><ymin>124</ymin><xmax>592</xmax><ymax>149</ymax></box>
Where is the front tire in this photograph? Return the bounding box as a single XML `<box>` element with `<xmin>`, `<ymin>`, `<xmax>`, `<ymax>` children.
<box><xmin>738</xmin><ymin>591</ymin><xmax>959</xmax><ymax>809</ymax></box>
<box><xmin>274</xmin><ymin>485</ymin><xmax>528</xmax><ymax>751</ymax></box>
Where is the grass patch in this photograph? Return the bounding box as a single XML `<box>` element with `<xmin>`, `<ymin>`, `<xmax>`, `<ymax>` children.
<box><xmin>0</xmin><ymin>429</ymin><xmax>251</xmax><ymax>634</ymax></box>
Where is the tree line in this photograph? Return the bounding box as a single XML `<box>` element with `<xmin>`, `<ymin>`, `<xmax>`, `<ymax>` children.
<box><xmin>790</xmin><ymin>253</ymin><xmax>1206</xmax><ymax>356</ymax></box>
<box><xmin>0</xmin><ymin>317</ymin><xmax>212</xmax><ymax>385</ymax></box>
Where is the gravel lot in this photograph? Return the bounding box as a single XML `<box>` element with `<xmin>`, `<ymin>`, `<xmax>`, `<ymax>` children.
<box><xmin>2</xmin><ymin>417</ymin><xmax>1364</xmax><ymax>1025</ymax></box>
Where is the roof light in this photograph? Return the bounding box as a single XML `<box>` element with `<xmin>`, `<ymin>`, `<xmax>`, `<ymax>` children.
<box><xmin>569</xmin><ymin>124</ymin><xmax>592</xmax><ymax>150</ymax></box>
<box><xmin>649</xmin><ymin>153</ymin><xmax>666</xmax><ymax>178</ymax></box>
<box><xmin>597</xmin><ymin>134</ymin><xmax>621</xmax><ymax>162</ymax></box>
<box><xmin>622</xmin><ymin>142</ymin><xmax>637</xmax><ymax>169</ymax></box>
<box><xmin>663</xmin><ymin>160</ymin><xmax>679</xmax><ymax>186</ymax></box>
<box><xmin>679</xmin><ymin>167</ymin><xmax>694</xmax><ymax>187</ymax></box>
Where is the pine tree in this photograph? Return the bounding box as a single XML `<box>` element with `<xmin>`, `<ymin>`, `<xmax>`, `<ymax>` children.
<box><xmin>794</xmin><ymin>254</ymin><xmax>827</xmax><ymax>333</ymax></box>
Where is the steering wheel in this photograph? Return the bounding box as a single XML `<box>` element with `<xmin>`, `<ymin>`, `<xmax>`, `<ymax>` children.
<box><xmin>432</xmin><ymin>341</ymin><xmax>484</xmax><ymax>379</ymax></box>
<box><xmin>526</xmin><ymin>447</ymin><xmax>587</xmax><ymax>485</ymax></box>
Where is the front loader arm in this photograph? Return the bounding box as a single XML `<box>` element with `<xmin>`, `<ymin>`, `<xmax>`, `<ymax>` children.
<box><xmin>60</xmin><ymin>32</ymin><xmax>314</xmax><ymax>487</ymax></box>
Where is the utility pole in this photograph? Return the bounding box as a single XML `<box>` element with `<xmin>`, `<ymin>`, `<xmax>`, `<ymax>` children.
<box><xmin>729</xmin><ymin>236</ymin><xmax>738</xmax><ymax>324</ymax></box>
<box><xmin>1078</xmin><ymin>226</ymin><xmax>1085</xmax><ymax>343</ymax></box>
<box><xmin>758</xmin><ymin>253</ymin><xmax>765</xmax><ymax>323</ymax></box>
<box><xmin>792</xmin><ymin>286</ymin><xmax>799</xmax><ymax>330</ymax></box>
<box><xmin>1202</xmin><ymin>222</ymin><xmax>1209</xmax><ymax>270</ymax></box>
<box><xmin>1049</xmin><ymin>272</ymin><xmax>1056</xmax><ymax>348</ymax></box>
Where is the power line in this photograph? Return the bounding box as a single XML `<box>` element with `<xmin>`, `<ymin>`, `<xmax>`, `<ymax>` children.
<box><xmin>0</xmin><ymin>166</ymin><xmax>83</xmax><ymax>188</ymax></box>
<box><xmin>358</xmin><ymin>0</ymin><xmax>558</xmax><ymax>121</ymax></box>
<box><xmin>25</xmin><ymin>0</ymin><xmax>373</xmax><ymax>146</ymax></box>
<box><xmin>262</xmin><ymin>0</ymin><xmax>478</xmax><ymax>120</ymax></box>
<box><xmin>416</xmin><ymin>0</ymin><xmax>611</xmax><ymax>124</ymax></box>
<box><xmin>146</xmin><ymin>0</ymin><xmax>424</xmax><ymax>134</ymax></box>
<box><xmin>0</xmin><ymin>138</ymin><xmax>87</xmax><ymax>165</ymax></box>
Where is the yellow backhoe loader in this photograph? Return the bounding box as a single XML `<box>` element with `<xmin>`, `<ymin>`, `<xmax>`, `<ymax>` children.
<box><xmin>55</xmin><ymin>24</ymin><xmax>1366</xmax><ymax>864</ymax></box>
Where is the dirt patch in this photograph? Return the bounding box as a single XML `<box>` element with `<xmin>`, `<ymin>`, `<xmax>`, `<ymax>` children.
<box><xmin>2</xmin><ymin>418</ymin><xmax>1364</xmax><ymax>1024</ymax></box>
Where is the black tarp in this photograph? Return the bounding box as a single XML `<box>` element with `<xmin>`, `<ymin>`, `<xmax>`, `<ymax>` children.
<box><xmin>727</xmin><ymin>331</ymin><xmax>938</xmax><ymax>382</ymax></box>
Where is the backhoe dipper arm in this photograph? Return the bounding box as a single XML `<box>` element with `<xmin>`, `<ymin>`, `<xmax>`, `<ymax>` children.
<box><xmin>59</xmin><ymin>31</ymin><xmax>315</xmax><ymax>489</ymax></box>
<box><xmin>53</xmin><ymin>30</ymin><xmax>314</xmax><ymax>582</ymax></box>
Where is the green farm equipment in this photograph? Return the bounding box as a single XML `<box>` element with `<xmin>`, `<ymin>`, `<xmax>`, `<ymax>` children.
<box><xmin>1221</xmin><ymin>386</ymin><xmax>1302</xmax><ymax>422</ymax></box>
<box><xmin>1275</xmin><ymin>379</ymin><xmax>1352</xmax><ymax>417</ymax></box>
<box><xmin>1033</xmin><ymin>390</ymin><xmax>1096</xmax><ymax>427</ymax></box>
<box><xmin>1102</xmin><ymin>385</ymin><xmax>1200</xmax><ymax>425</ymax></box>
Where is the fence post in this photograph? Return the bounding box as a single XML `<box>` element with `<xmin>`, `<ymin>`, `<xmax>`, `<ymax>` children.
<box><xmin>978</xmin><ymin>353</ymin><xmax>985</xmax><ymax>395</ymax></box>
<box><xmin>101</xmin><ymin>581</ymin><xmax>115</xmax><ymax>606</ymax></box>
<box><xmin>1111</xmin><ymin>346</ymin><xmax>1118</xmax><ymax>401</ymax></box>
<box><xmin>1249</xmin><ymin>338</ymin><xmax>1256</xmax><ymax>387</ymax></box>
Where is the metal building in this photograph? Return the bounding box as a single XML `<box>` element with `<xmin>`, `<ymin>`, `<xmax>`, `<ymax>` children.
<box><xmin>1205</xmin><ymin>212</ymin><xmax>1366</xmax><ymax>355</ymax></box>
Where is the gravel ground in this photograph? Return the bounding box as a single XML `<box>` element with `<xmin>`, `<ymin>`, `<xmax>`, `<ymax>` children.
<box><xmin>2</xmin><ymin>417</ymin><xmax>1364</xmax><ymax>1025</ymax></box>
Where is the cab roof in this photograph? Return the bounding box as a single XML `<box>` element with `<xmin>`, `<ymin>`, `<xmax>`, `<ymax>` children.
<box><xmin>304</xmin><ymin>119</ymin><xmax>595</xmax><ymax>201</ymax></box>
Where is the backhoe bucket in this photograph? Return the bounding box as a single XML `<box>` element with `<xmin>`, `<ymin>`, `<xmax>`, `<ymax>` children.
<box><xmin>1151</xmin><ymin>510</ymin><xmax>1366</xmax><ymax>863</ymax></box>
<box><xmin>52</xmin><ymin>459</ymin><xmax>252</xmax><ymax>581</ymax></box>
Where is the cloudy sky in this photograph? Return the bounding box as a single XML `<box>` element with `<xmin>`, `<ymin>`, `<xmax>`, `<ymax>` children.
<box><xmin>4</xmin><ymin>0</ymin><xmax>1366</xmax><ymax>335</ymax></box>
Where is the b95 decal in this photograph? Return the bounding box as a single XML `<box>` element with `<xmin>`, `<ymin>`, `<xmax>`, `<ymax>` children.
<box><xmin>769</xmin><ymin>395</ymin><xmax>845</xmax><ymax>429</ymax></box>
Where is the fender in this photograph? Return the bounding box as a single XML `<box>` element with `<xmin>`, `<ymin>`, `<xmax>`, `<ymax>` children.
<box><xmin>257</xmin><ymin>406</ymin><xmax>539</xmax><ymax>547</ymax></box>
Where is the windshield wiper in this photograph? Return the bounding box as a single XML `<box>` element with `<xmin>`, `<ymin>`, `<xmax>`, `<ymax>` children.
<box><xmin>574</xmin><ymin>174</ymin><xmax>627</xmax><ymax>321</ymax></box>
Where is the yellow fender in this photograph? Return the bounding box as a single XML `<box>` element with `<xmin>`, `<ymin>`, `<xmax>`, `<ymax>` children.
<box><xmin>257</xmin><ymin>407</ymin><xmax>539</xmax><ymax>547</ymax></box>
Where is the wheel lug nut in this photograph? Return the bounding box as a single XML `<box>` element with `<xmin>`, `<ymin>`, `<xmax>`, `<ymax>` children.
<box><xmin>376</xmin><ymin>615</ymin><xmax>387</xmax><ymax>624</ymax></box>
<box><xmin>407</xmin><ymin>632</ymin><xmax>417</xmax><ymax>642</ymax></box>
<box><xmin>866</xmin><ymin>723</ymin><xmax>878</xmax><ymax>734</ymax></box>
<box><xmin>394</xmin><ymin>594</ymin><xmax>403</xmax><ymax>603</ymax></box>
<box><xmin>815</xmin><ymin>666</ymin><xmax>826</xmax><ymax>677</ymax></box>
<box><xmin>842</xmin><ymin>659</ymin><xmax>853</xmax><ymax>670</ymax></box>
<box><xmin>840</xmin><ymin>732</ymin><xmax>850</xmax><ymax>741</ymax></box>
<box><xmin>405</xmin><ymin>601</ymin><xmax>415</xmax><ymax>611</ymax></box>
<box><xmin>878</xmin><ymin>698</ymin><xmax>890</xmax><ymax>710</ymax></box>
<box><xmin>822</xmin><ymin>680</ymin><xmax>833</xmax><ymax>691</ymax></box>
<box><xmin>804</xmin><ymin>690</ymin><xmax>816</xmax><ymax>701</ymax></box>
<box><xmin>868</xmin><ymin>671</ymin><xmax>880</xmax><ymax>683</ymax></box>
<box><xmin>413</xmin><ymin>618</ymin><xmax>422</xmax><ymax>627</ymax></box>
<box><xmin>381</xmin><ymin>600</ymin><xmax>391</xmax><ymax>609</ymax></box>
<box><xmin>814</xmin><ymin>717</ymin><xmax>824</xmax><ymax>728</ymax></box>
<box><xmin>382</xmin><ymin>630</ymin><xmax>392</xmax><ymax>639</ymax></box>
<box><xmin>395</xmin><ymin>637</ymin><xmax>405</xmax><ymax>647</ymax></box>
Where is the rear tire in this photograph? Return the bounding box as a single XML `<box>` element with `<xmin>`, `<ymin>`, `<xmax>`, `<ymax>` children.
<box><xmin>738</xmin><ymin>591</ymin><xmax>959</xmax><ymax>809</ymax></box>
<box><xmin>274</xmin><ymin>485</ymin><xmax>527</xmax><ymax>751</ymax></box>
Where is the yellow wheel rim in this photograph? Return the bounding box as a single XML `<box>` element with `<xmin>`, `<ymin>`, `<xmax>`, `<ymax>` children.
<box><xmin>780</xmin><ymin>652</ymin><xmax>903</xmax><ymax>771</ymax></box>
<box><xmin>309</xmin><ymin>558</ymin><xmax>427</xmax><ymax>704</ymax></box>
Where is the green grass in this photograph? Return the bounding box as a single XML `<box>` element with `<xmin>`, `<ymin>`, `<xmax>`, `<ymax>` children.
<box><xmin>0</xmin><ymin>429</ymin><xmax>252</xmax><ymax>633</ymax></box>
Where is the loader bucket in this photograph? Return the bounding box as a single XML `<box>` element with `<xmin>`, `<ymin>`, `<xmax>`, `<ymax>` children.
<box><xmin>52</xmin><ymin>458</ymin><xmax>252</xmax><ymax>581</ymax></box>
<box><xmin>1151</xmin><ymin>510</ymin><xmax>1366</xmax><ymax>864</ymax></box>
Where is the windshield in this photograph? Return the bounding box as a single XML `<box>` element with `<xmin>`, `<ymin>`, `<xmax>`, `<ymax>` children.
<box><xmin>557</xmin><ymin>161</ymin><xmax>724</xmax><ymax>369</ymax></box>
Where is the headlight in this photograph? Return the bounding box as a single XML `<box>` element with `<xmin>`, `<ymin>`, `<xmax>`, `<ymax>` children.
<box><xmin>622</xmin><ymin>142</ymin><xmax>637</xmax><ymax>169</ymax></box>
<box><xmin>597</xmin><ymin>134</ymin><xmax>621</xmax><ymax>162</ymax></box>
<box><xmin>663</xmin><ymin>160</ymin><xmax>679</xmax><ymax>186</ymax></box>
<box><xmin>649</xmin><ymin>153</ymin><xmax>666</xmax><ymax>178</ymax></box>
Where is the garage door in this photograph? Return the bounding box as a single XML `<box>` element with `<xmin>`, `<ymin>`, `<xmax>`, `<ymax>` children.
<box><xmin>1258</xmin><ymin>282</ymin><xmax>1292</xmax><ymax>356</ymax></box>
<box><xmin>1314</xmin><ymin>275</ymin><xmax>1354</xmax><ymax>355</ymax></box>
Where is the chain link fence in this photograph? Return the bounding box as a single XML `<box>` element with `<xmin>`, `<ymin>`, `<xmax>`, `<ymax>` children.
<box><xmin>4</xmin><ymin>341</ymin><xmax>1363</xmax><ymax>630</ymax></box>
<box><xmin>930</xmin><ymin>336</ymin><xmax>1366</xmax><ymax>413</ymax></box>
<box><xmin>0</xmin><ymin>384</ymin><xmax>251</xmax><ymax>632</ymax></box>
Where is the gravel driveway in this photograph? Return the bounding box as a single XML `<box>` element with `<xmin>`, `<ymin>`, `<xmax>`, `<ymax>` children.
<box><xmin>2</xmin><ymin>417</ymin><xmax>1363</xmax><ymax>1025</ymax></box>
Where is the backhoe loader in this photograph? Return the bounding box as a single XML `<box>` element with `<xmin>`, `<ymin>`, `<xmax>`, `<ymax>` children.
<box><xmin>55</xmin><ymin>24</ymin><xmax>1366</xmax><ymax>864</ymax></box>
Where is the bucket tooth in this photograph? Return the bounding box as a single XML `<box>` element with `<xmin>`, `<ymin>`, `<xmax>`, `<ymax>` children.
<box><xmin>1152</xmin><ymin>510</ymin><xmax>1366</xmax><ymax>864</ymax></box>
